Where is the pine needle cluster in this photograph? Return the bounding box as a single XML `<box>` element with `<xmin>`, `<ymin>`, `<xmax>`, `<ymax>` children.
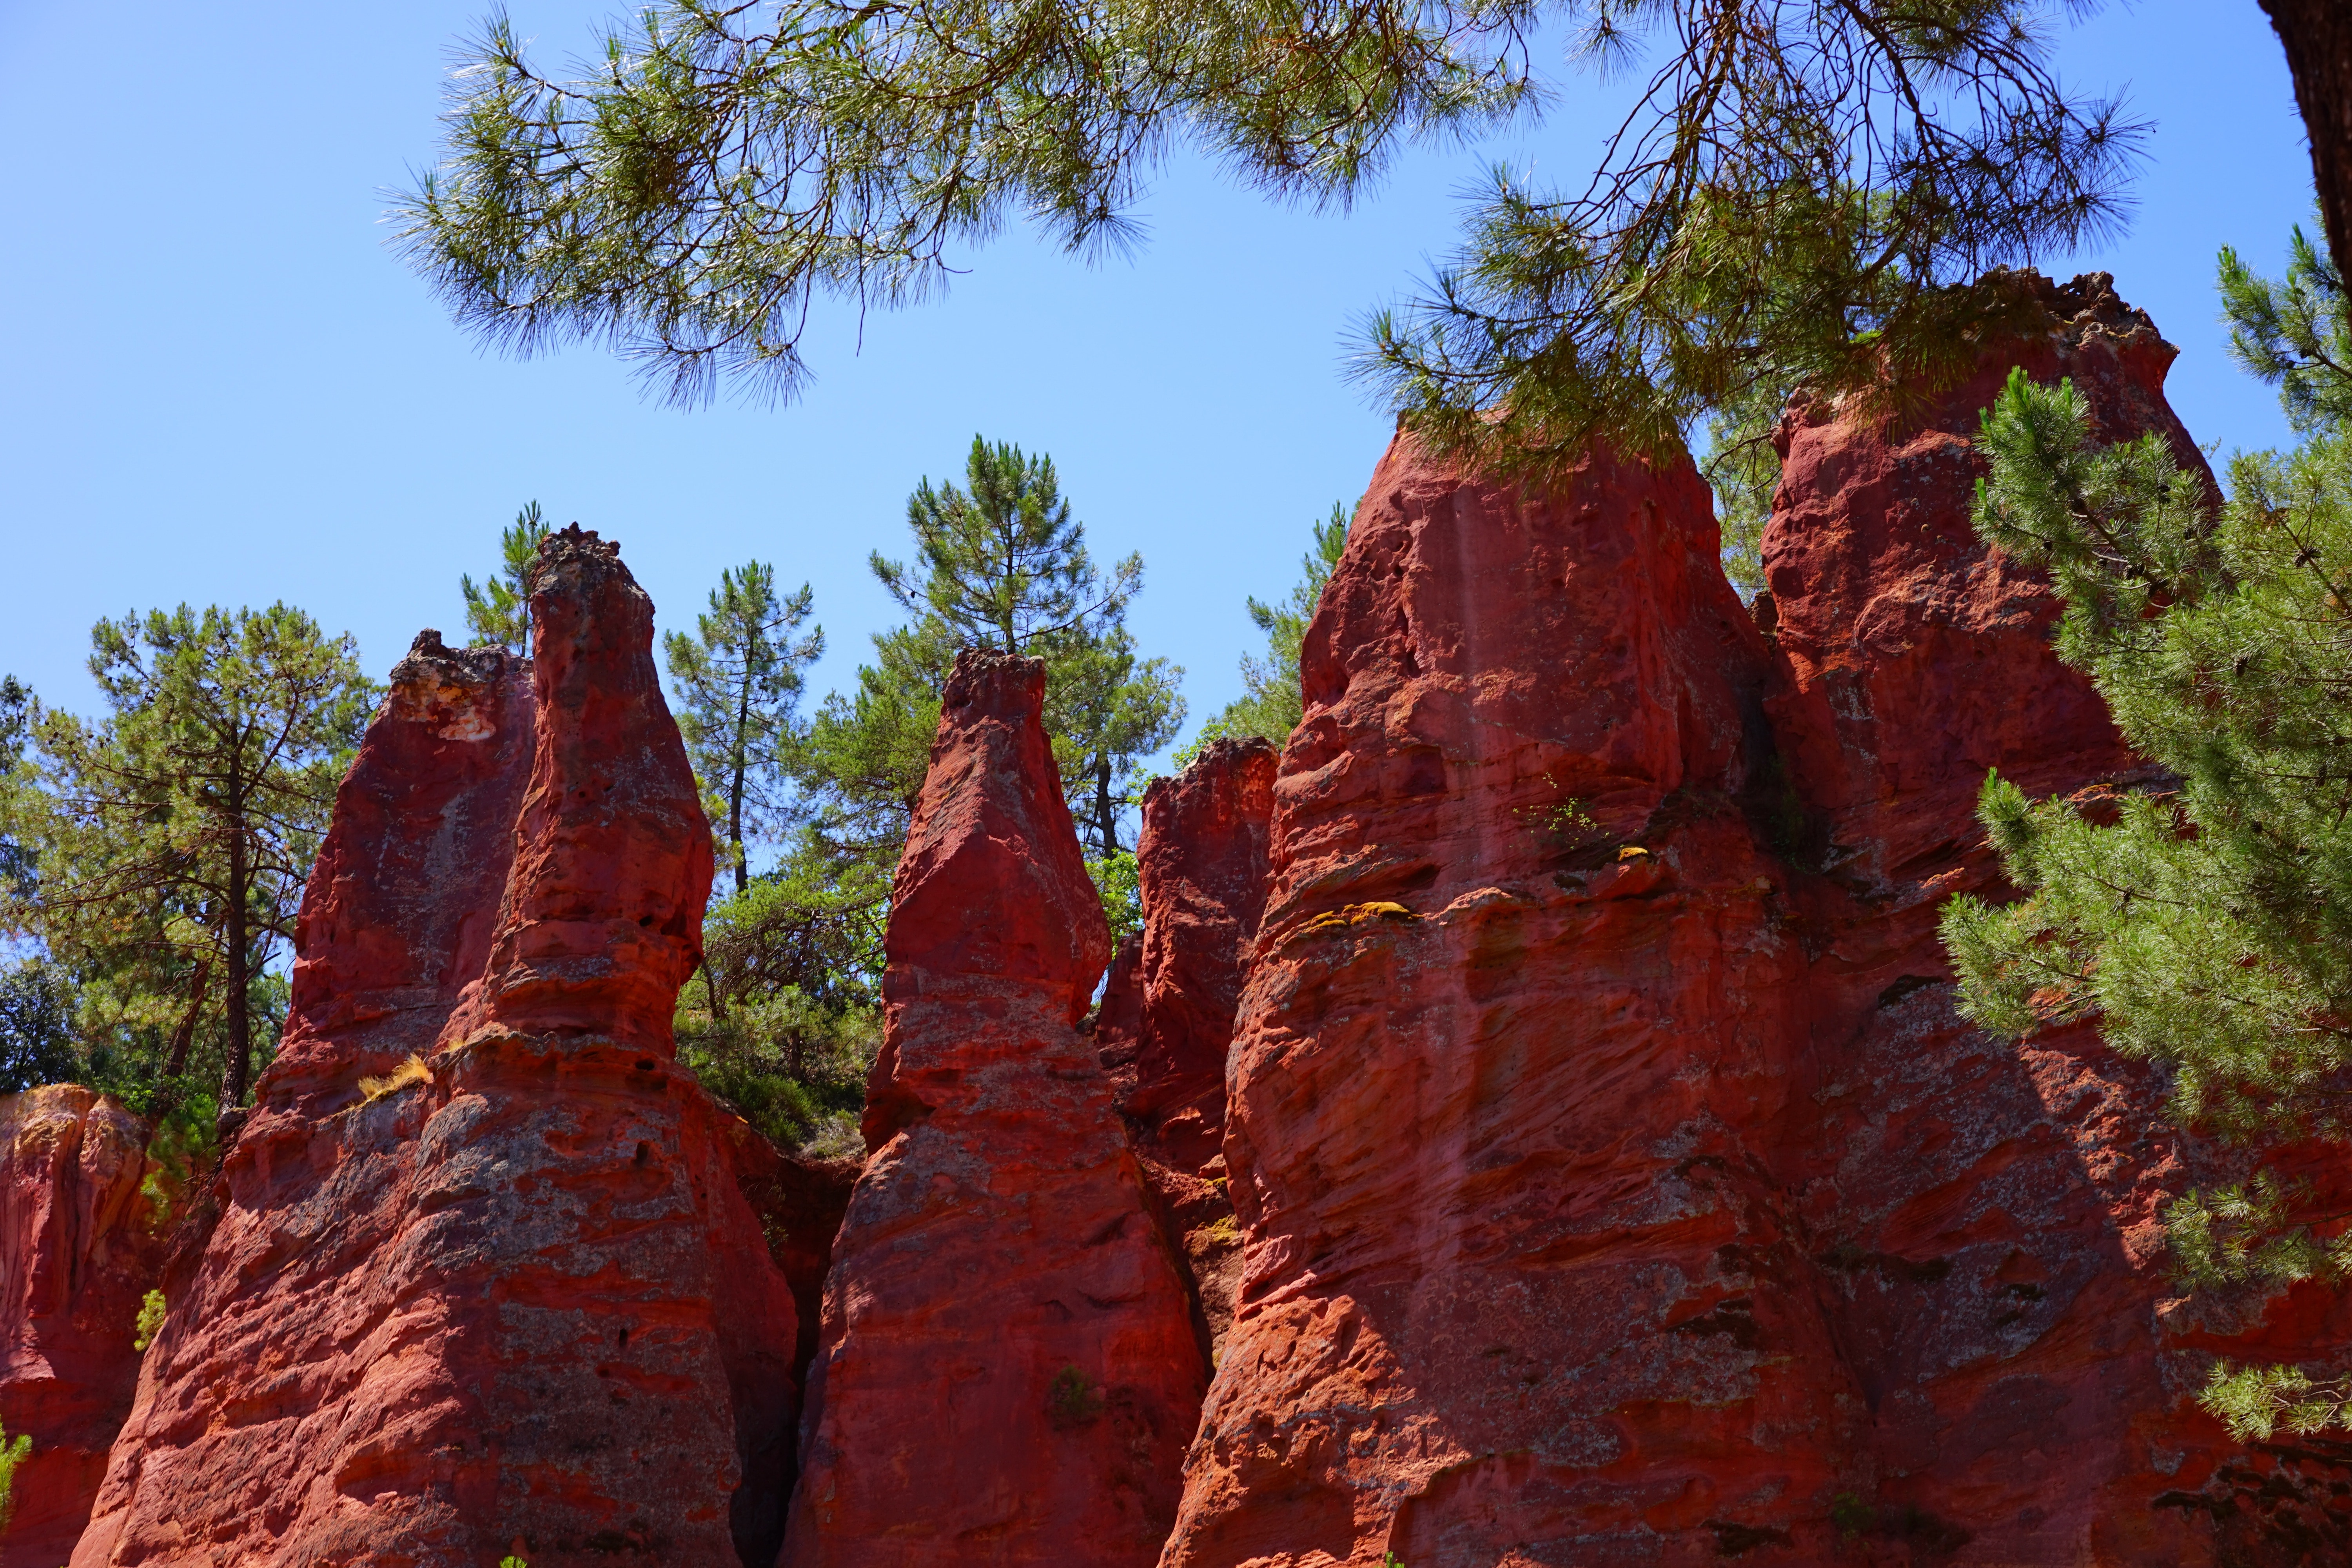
<box><xmin>394</xmin><ymin>1</ymin><xmax>2134</xmax><ymax>459</ymax></box>
<box><xmin>1938</xmin><ymin>221</ymin><xmax>2352</xmax><ymax>1441</ymax></box>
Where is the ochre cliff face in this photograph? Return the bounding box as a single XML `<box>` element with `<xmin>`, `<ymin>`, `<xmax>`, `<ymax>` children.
<box><xmin>0</xmin><ymin>1087</ymin><xmax>162</xmax><ymax>1568</ymax></box>
<box><xmin>1162</xmin><ymin>275</ymin><xmax>2352</xmax><ymax>1566</ymax></box>
<box><xmin>72</xmin><ymin>530</ymin><xmax>803</xmax><ymax>1568</ymax></box>
<box><xmin>783</xmin><ymin>650</ymin><xmax>1206</xmax><ymax>1568</ymax></box>
<box><xmin>1097</xmin><ymin>737</ymin><xmax>1279</xmax><ymax>1360</ymax></box>
<box><xmin>1122</xmin><ymin>737</ymin><xmax>1277</xmax><ymax>1178</ymax></box>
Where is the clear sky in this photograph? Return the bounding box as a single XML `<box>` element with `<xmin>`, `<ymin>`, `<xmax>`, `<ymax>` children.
<box><xmin>0</xmin><ymin>0</ymin><xmax>2321</xmax><ymax>777</ymax></box>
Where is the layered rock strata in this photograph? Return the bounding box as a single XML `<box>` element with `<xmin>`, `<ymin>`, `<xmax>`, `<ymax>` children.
<box><xmin>783</xmin><ymin>650</ymin><xmax>1206</xmax><ymax>1568</ymax></box>
<box><xmin>0</xmin><ymin>1088</ymin><xmax>162</xmax><ymax>1568</ymax></box>
<box><xmin>1096</xmin><ymin>738</ymin><xmax>1278</xmax><ymax>1357</ymax></box>
<box><xmin>1161</xmin><ymin>274</ymin><xmax>2352</xmax><ymax>1566</ymax></box>
<box><xmin>74</xmin><ymin>530</ymin><xmax>802</xmax><ymax>1568</ymax></box>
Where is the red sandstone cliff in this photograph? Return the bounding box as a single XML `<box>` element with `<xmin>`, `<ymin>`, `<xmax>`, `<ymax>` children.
<box><xmin>1160</xmin><ymin>275</ymin><xmax>2352</xmax><ymax>1566</ymax></box>
<box><xmin>782</xmin><ymin>650</ymin><xmax>1206</xmax><ymax>1568</ymax></box>
<box><xmin>1096</xmin><ymin>738</ymin><xmax>1278</xmax><ymax>1359</ymax></box>
<box><xmin>0</xmin><ymin>1088</ymin><xmax>162</xmax><ymax>1568</ymax></box>
<box><xmin>73</xmin><ymin>530</ymin><xmax>803</xmax><ymax>1568</ymax></box>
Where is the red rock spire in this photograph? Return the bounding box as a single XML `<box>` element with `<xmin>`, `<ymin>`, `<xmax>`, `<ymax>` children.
<box><xmin>783</xmin><ymin>648</ymin><xmax>1204</xmax><ymax>1568</ymax></box>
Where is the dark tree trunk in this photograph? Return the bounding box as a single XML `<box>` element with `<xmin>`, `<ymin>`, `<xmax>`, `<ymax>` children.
<box><xmin>2263</xmin><ymin>0</ymin><xmax>2352</xmax><ymax>269</ymax></box>
<box><xmin>730</xmin><ymin>677</ymin><xmax>751</xmax><ymax>895</ymax></box>
<box><xmin>147</xmin><ymin>956</ymin><xmax>213</xmax><ymax>1118</ymax></box>
<box><xmin>1094</xmin><ymin>755</ymin><xmax>1118</xmax><ymax>858</ymax></box>
<box><xmin>222</xmin><ymin>783</ymin><xmax>252</xmax><ymax>1109</ymax></box>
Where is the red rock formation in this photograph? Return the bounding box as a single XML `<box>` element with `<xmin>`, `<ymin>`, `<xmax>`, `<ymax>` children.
<box><xmin>1096</xmin><ymin>737</ymin><xmax>1278</xmax><ymax>1357</ymax></box>
<box><xmin>1121</xmin><ymin>738</ymin><xmax>1277</xmax><ymax>1177</ymax></box>
<box><xmin>783</xmin><ymin>650</ymin><xmax>1206</xmax><ymax>1568</ymax></box>
<box><xmin>1161</xmin><ymin>275</ymin><xmax>2352</xmax><ymax>1566</ymax></box>
<box><xmin>1759</xmin><ymin>273</ymin><xmax>2352</xmax><ymax>1564</ymax></box>
<box><xmin>0</xmin><ymin>1088</ymin><xmax>162</xmax><ymax>1568</ymax></box>
<box><xmin>74</xmin><ymin>530</ymin><xmax>803</xmax><ymax>1568</ymax></box>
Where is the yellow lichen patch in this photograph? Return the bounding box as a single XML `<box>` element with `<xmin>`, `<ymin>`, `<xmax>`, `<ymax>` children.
<box><xmin>1617</xmin><ymin>845</ymin><xmax>1651</xmax><ymax>860</ymax></box>
<box><xmin>1297</xmin><ymin>901</ymin><xmax>1417</xmax><ymax>940</ymax></box>
<box><xmin>357</xmin><ymin>1053</ymin><xmax>435</xmax><ymax>1103</ymax></box>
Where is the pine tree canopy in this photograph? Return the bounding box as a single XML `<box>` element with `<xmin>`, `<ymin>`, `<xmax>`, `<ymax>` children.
<box><xmin>1938</xmin><ymin>226</ymin><xmax>2352</xmax><ymax>1442</ymax></box>
<box><xmin>461</xmin><ymin>500</ymin><xmax>552</xmax><ymax>650</ymax></box>
<box><xmin>1</xmin><ymin>606</ymin><xmax>374</xmax><ymax>1116</ymax></box>
<box><xmin>395</xmin><ymin>1</ymin><xmax>2141</xmax><ymax>461</ymax></box>
<box><xmin>664</xmin><ymin>561</ymin><xmax>824</xmax><ymax>893</ymax></box>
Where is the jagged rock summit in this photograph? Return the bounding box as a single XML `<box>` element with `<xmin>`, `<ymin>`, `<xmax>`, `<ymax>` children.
<box><xmin>71</xmin><ymin>528</ymin><xmax>803</xmax><ymax>1568</ymax></box>
<box><xmin>1160</xmin><ymin>272</ymin><xmax>2352</xmax><ymax>1566</ymax></box>
<box><xmin>782</xmin><ymin>648</ymin><xmax>1206</xmax><ymax>1568</ymax></box>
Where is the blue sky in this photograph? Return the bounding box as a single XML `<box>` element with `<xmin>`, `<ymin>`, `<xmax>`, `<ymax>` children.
<box><xmin>0</xmin><ymin>0</ymin><xmax>2320</xmax><ymax>775</ymax></box>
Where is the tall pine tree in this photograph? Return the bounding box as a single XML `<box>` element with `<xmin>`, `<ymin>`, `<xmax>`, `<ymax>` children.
<box><xmin>4</xmin><ymin>606</ymin><xmax>372</xmax><ymax>1116</ymax></box>
<box><xmin>460</xmin><ymin>500</ymin><xmax>551</xmax><ymax>650</ymax></box>
<box><xmin>664</xmin><ymin>562</ymin><xmax>822</xmax><ymax>892</ymax></box>
<box><xmin>1939</xmin><ymin>218</ymin><xmax>2352</xmax><ymax>1440</ymax></box>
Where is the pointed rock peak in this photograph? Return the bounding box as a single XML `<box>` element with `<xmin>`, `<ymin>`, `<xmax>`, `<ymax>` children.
<box><xmin>389</xmin><ymin>627</ymin><xmax>516</xmax><ymax>690</ymax></box>
<box><xmin>891</xmin><ymin>646</ymin><xmax>1108</xmax><ymax>1015</ymax></box>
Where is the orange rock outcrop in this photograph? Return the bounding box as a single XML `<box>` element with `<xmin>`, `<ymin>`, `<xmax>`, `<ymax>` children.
<box><xmin>1160</xmin><ymin>274</ymin><xmax>2352</xmax><ymax>1566</ymax></box>
<box><xmin>0</xmin><ymin>1088</ymin><xmax>162</xmax><ymax>1568</ymax></box>
<box><xmin>782</xmin><ymin>650</ymin><xmax>1206</xmax><ymax>1568</ymax></box>
<box><xmin>72</xmin><ymin>530</ymin><xmax>802</xmax><ymax>1568</ymax></box>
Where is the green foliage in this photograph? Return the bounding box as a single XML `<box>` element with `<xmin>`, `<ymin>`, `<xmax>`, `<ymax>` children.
<box><xmin>1831</xmin><ymin>1492</ymin><xmax>1874</xmax><ymax>1539</ymax></box>
<box><xmin>1047</xmin><ymin>1365</ymin><xmax>1103</xmax><ymax>1429</ymax></box>
<box><xmin>460</xmin><ymin>500</ymin><xmax>550</xmax><ymax>651</ymax></box>
<box><xmin>500</xmin><ymin>1558</ymin><xmax>529</xmax><ymax>1568</ymax></box>
<box><xmin>1702</xmin><ymin>382</ymin><xmax>1787</xmax><ymax>601</ymax></box>
<box><xmin>2220</xmin><ymin>217</ymin><xmax>2352</xmax><ymax>436</ymax></box>
<box><xmin>1187</xmin><ymin>503</ymin><xmax>1350</xmax><ymax>757</ymax></box>
<box><xmin>1087</xmin><ymin>851</ymin><xmax>1142</xmax><ymax>946</ymax></box>
<box><xmin>0</xmin><ymin>955</ymin><xmax>78</xmax><ymax>1093</ymax></box>
<box><xmin>0</xmin><ymin>1417</ymin><xmax>27</xmax><ymax>1535</ymax></box>
<box><xmin>398</xmin><ymin>0</ymin><xmax>2136</xmax><ymax>468</ymax></box>
<box><xmin>132</xmin><ymin>1288</ymin><xmax>167</xmax><ymax>1352</ymax></box>
<box><xmin>664</xmin><ymin>561</ymin><xmax>823</xmax><ymax>893</ymax></box>
<box><xmin>2</xmin><ymin>605</ymin><xmax>372</xmax><ymax>1112</ymax></box>
<box><xmin>675</xmin><ymin>846</ymin><xmax>884</xmax><ymax>1153</ymax></box>
<box><xmin>1941</xmin><ymin>227</ymin><xmax>2352</xmax><ymax>1439</ymax></box>
<box><xmin>793</xmin><ymin>437</ymin><xmax>1181</xmax><ymax>881</ymax></box>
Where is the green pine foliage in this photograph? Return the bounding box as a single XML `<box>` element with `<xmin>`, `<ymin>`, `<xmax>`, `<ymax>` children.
<box><xmin>1702</xmin><ymin>383</ymin><xmax>1788</xmax><ymax>601</ymax></box>
<box><xmin>1938</xmin><ymin>221</ymin><xmax>2352</xmax><ymax>1441</ymax></box>
<box><xmin>0</xmin><ymin>1417</ymin><xmax>27</xmax><ymax>1536</ymax></box>
<box><xmin>397</xmin><ymin>2</ymin><xmax>2138</xmax><ymax>470</ymax></box>
<box><xmin>1187</xmin><ymin>503</ymin><xmax>1350</xmax><ymax>757</ymax></box>
<box><xmin>460</xmin><ymin>500</ymin><xmax>550</xmax><ymax>650</ymax></box>
<box><xmin>795</xmin><ymin>437</ymin><xmax>1182</xmax><ymax>866</ymax></box>
<box><xmin>0</xmin><ymin>606</ymin><xmax>372</xmax><ymax>1114</ymax></box>
<box><xmin>664</xmin><ymin>562</ymin><xmax>823</xmax><ymax>893</ymax></box>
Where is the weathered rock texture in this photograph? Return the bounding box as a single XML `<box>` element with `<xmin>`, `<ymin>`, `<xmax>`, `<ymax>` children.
<box><xmin>1096</xmin><ymin>738</ymin><xmax>1279</xmax><ymax>1359</ymax></box>
<box><xmin>1161</xmin><ymin>274</ymin><xmax>2352</xmax><ymax>1566</ymax></box>
<box><xmin>784</xmin><ymin>650</ymin><xmax>1206</xmax><ymax>1568</ymax></box>
<box><xmin>74</xmin><ymin>530</ymin><xmax>804</xmax><ymax>1568</ymax></box>
<box><xmin>0</xmin><ymin>1088</ymin><xmax>162</xmax><ymax>1568</ymax></box>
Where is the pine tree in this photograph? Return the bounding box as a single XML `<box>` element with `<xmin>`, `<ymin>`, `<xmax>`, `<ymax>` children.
<box><xmin>795</xmin><ymin>437</ymin><xmax>1182</xmax><ymax>871</ymax></box>
<box><xmin>3</xmin><ymin>606</ymin><xmax>372</xmax><ymax>1115</ymax></box>
<box><xmin>460</xmin><ymin>500</ymin><xmax>551</xmax><ymax>650</ymax></box>
<box><xmin>1192</xmin><ymin>503</ymin><xmax>1350</xmax><ymax>752</ymax></box>
<box><xmin>664</xmin><ymin>562</ymin><xmax>823</xmax><ymax>893</ymax></box>
<box><xmin>1938</xmin><ymin>220</ymin><xmax>2352</xmax><ymax>1440</ymax></box>
<box><xmin>397</xmin><ymin>1</ymin><xmax>2146</xmax><ymax>465</ymax></box>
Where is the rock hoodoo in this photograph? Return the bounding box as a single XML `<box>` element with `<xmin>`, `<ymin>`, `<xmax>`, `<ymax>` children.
<box><xmin>1159</xmin><ymin>274</ymin><xmax>2352</xmax><ymax>1565</ymax></box>
<box><xmin>1096</xmin><ymin>737</ymin><xmax>1278</xmax><ymax>1359</ymax></box>
<box><xmin>0</xmin><ymin>1088</ymin><xmax>162</xmax><ymax>1568</ymax></box>
<box><xmin>782</xmin><ymin>649</ymin><xmax>1206</xmax><ymax>1568</ymax></box>
<box><xmin>23</xmin><ymin>272</ymin><xmax>2351</xmax><ymax>1568</ymax></box>
<box><xmin>72</xmin><ymin>530</ymin><xmax>803</xmax><ymax>1568</ymax></box>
